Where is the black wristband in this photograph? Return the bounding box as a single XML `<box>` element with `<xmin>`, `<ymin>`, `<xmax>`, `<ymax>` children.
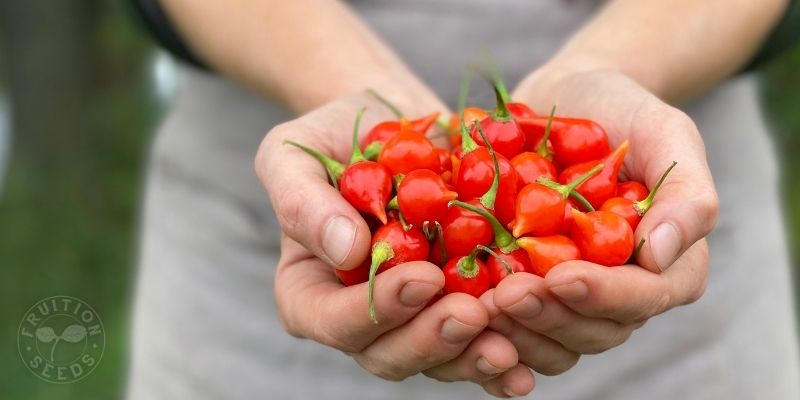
<box><xmin>129</xmin><ymin>0</ymin><xmax>209</xmax><ymax>70</ymax></box>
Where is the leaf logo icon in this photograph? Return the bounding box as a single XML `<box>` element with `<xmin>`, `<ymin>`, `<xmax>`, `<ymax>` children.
<box><xmin>60</xmin><ymin>325</ymin><xmax>87</xmax><ymax>343</ymax></box>
<box><xmin>36</xmin><ymin>327</ymin><xmax>57</xmax><ymax>343</ymax></box>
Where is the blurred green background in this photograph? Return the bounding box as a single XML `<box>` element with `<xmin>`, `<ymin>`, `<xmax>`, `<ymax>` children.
<box><xmin>0</xmin><ymin>1</ymin><xmax>798</xmax><ymax>399</ymax></box>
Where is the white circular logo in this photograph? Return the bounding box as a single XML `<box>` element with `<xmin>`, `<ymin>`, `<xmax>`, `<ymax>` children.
<box><xmin>17</xmin><ymin>296</ymin><xmax>105</xmax><ymax>383</ymax></box>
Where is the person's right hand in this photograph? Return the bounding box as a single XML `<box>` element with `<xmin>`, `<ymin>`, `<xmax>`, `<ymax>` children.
<box><xmin>255</xmin><ymin>93</ymin><xmax>541</xmax><ymax>397</ymax></box>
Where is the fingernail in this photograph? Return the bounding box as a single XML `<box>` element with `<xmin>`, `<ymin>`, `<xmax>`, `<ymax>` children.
<box><xmin>503</xmin><ymin>293</ymin><xmax>543</xmax><ymax>319</ymax></box>
<box><xmin>399</xmin><ymin>282</ymin><xmax>440</xmax><ymax>307</ymax></box>
<box><xmin>322</xmin><ymin>216</ymin><xmax>356</xmax><ymax>266</ymax></box>
<box><xmin>503</xmin><ymin>387</ymin><xmax>518</xmax><ymax>397</ymax></box>
<box><xmin>549</xmin><ymin>280</ymin><xmax>589</xmax><ymax>302</ymax></box>
<box><xmin>441</xmin><ymin>317</ymin><xmax>482</xmax><ymax>344</ymax></box>
<box><xmin>476</xmin><ymin>357</ymin><xmax>505</xmax><ymax>375</ymax></box>
<box><xmin>649</xmin><ymin>222</ymin><xmax>681</xmax><ymax>271</ymax></box>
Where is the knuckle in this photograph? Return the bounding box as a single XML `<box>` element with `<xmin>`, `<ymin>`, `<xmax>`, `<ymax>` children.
<box><xmin>694</xmin><ymin>190</ymin><xmax>720</xmax><ymax>233</ymax></box>
<box><xmin>255</xmin><ymin>123</ymin><xmax>291</xmax><ymax>178</ymax></box>
<box><xmin>587</xmin><ymin>327</ymin><xmax>633</xmax><ymax>355</ymax></box>
<box><xmin>273</xmin><ymin>186</ymin><xmax>306</xmax><ymax>236</ymax></box>
<box><xmin>684</xmin><ymin>272</ymin><xmax>708</xmax><ymax>305</ymax></box>
<box><xmin>537</xmin><ymin>352</ymin><xmax>580</xmax><ymax>376</ymax></box>
<box><xmin>311</xmin><ymin>315</ymin><xmax>363</xmax><ymax>354</ymax></box>
<box><xmin>634</xmin><ymin>291</ymin><xmax>672</xmax><ymax>323</ymax></box>
<box><xmin>366</xmin><ymin>361</ymin><xmax>412</xmax><ymax>382</ymax></box>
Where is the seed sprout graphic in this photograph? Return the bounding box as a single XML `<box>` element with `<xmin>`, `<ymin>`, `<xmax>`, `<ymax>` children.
<box><xmin>36</xmin><ymin>325</ymin><xmax>87</xmax><ymax>362</ymax></box>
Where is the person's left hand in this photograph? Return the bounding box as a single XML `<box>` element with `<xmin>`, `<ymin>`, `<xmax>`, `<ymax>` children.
<box><xmin>479</xmin><ymin>63</ymin><xmax>714</xmax><ymax>374</ymax></box>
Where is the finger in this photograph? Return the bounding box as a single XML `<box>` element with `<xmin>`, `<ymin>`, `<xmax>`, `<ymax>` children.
<box><xmin>275</xmin><ymin>245</ymin><xmax>445</xmax><ymax>353</ymax></box>
<box><xmin>493</xmin><ymin>272</ymin><xmax>632</xmax><ymax>354</ymax></box>
<box><xmin>481</xmin><ymin>364</ymin><xmax>536</xmax><ymax>398</ymax></box>
<box><xmin>256</xmin><ymin>121</ymin><xmax>372</xmax><ymax>269</ymax></box>
<box><xmin>353</xmin><ymin>293</ymin><xmax>488</xmax><ymax>381</ymax></box>
<box><xmin>423</xmin><ymin>330</ymin><xmax>518</xmax><ymax>383</ymax></box>
<box><xmin>481</xmin><ymin>290</ymin><xmax>581</xmax><ymax>374</ymax></box>
<box><xmin>544</xmin><ymin>240</ymin><xmax>709</xmax><ymax>324</ymax></box>
<box><xmin>626</xmin><ymin>100</ymin><xmax>719</xmax><ymax>273</ymax></box>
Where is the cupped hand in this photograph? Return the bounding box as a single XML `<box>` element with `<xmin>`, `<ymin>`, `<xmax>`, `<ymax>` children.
<box><xmin>255</xmin><ymin>93</ymin><xmax>540</xmax><ymax>397</ymax></box>
<box><xmin>483</xmin><ymin>65</ymin><xmax>717</xmax><ymax>364</ymax></box>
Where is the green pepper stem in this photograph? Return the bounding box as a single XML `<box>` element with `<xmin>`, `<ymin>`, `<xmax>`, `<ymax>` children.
<box><xmin>477</xmin><ymin>245</ymin><xmax>513</xmax><ymax>274</ymax></box>
<box><xmin>366</xmin><ymin>89</ymin><xmax>402</xmax><ymax>118</ymax></box>
<box><xmin>631</xmin><ymin>237</ymin><xmax>646</xmax><ymax>261</ymax></box>
<box><xmin>634</xmin><ymin>161</ymin><xmax>677</xmax><ymax>216</ymax></box>
<box><xmin>434</xmin><ymin>222</ymin><xmax>447</xmax><ymax>266</ymax></box>
<box><xmin>349</xmin><ymin>107</ymin><xmax>368</xmax><ymax>164</ymax></box>
<box><xmin>476</xmin><ymin>123</ymin><xmax>501</xmax><ymax>211</ymax></box>
<box><xmin>449</xmin><ymin>200</ymin><xmax>518</xmax><ymax>253</ymax></box>
<box><xmin>537</xmin><ymin>163</ymin><xmax>603</xmax><ymax>212</ymax></box>
<box><xmin>457</xmin><ymin>71</ymin><xmax>479</xmax><ymax>154</ymax></box>
<box><xmin>284</xmin><ymin>140</ymin><xmax>345</xmax><ymax>189</ymax></box>
<box><xmin>387</xmin><ymin>196</ymin><xmax>399</xmax><ymax>210</ymax></box>
<box><xmin>363</xmin><ymin>141</ymin><xmax>382</xmax><ymax>161</ymax></box>
<box><xmin>368</xmin><ymin>241</ymin><xmax>395</xmax><ymax>324</ymax></box>
<box><xmin>536</xmin><ymin>105</ymin><xmax>557</xmax><ymax>159</ymax></box>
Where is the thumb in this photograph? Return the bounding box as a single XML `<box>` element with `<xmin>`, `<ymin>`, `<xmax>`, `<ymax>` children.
<box><xmin>630</xmin><ymin>114</ymin><xmax>719</xmax><ymax>273</ymax></box>
<box><xmin>256</xmin><ymin>122</ymin><xmax>371</xmax><ymax>270</ymax></box>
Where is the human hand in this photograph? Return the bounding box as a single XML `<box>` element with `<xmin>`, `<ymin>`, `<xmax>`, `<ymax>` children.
<box><xmin>479</xmin><ymin>65</ymin><xmax>717</xmax><ymax>368</ymax></box>
<box><xmin>256</xmin><ymin>93</ymin><xmax>548</xmax><ymax>397</ymax></box>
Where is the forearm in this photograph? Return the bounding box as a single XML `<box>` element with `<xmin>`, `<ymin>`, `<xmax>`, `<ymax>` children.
<box><xmin>545</xmin><ymin>0</ymin><xmax>788</xmax><ymax>103</ymax></box>
<box><xmin>160</xmin><ymin>0</ymin><xmax>441</xmax><ymax>114</ymax></box>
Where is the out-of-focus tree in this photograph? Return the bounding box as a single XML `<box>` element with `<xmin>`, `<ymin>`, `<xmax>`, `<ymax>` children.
<box><xmin>761</xmin><ymin>45</ymin><xmax>800</xmax><ymax>299</ymax></box>
<box><xmin>0</xmin><ymin>0</ymin><xmax>158</xmax><ymax>398</ymax></box>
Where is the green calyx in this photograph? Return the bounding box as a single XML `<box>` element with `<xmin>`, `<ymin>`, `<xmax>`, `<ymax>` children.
<box><xmin>537</xmin><ymin>105</ymin><xmax>557</xmax><ymax>160</ymax></box>
<box><xmin>456</xmin><ymin>246</ymin><xmax>482</xmax><ymax>279</ymax></box>
<box><xmin>368</xmin><ymin>241</ymin><xmax>395</xmax><ymax>324</ymax></box>
<box><xmin>634</xmin><ymin>161</ymin><xmax>677</xmax><ymax>216</ymax></box>
<box><xmin>475</xmin><ymin>123</ymin><xmax>501</xmax><ymax>211</ymax></box>
<box><xmin>449</xmin><ymin>200</ymin><xmax>518</xmax><ymax>253</ymax></box>
<box><xmin>349</xmin><ymin>107</ymin><xmax>368</xmax><ymax>164</ymax></box>
<box><xmin>283</xmin><ymin>140</ymin><xmax>345</xmax><ymax>190</ymax></box>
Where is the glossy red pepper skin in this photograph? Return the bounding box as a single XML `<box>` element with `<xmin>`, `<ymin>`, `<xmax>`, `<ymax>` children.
<box><xmin>398</xmin><ymin>169</ymin><xmax>458</xmax><ymax>226</ymax></box>
<box><xmin>616</xmin><ymin>180</ymin><xmax>648</xmax><ymax>201</ymax></box>
<box><xmin>361</xmin><ymin>112</ymin><xmax>440</xmax><ymax>150</ymax></box>
<box><xmin>441</xmin><ymin>200</ymin><xmax>494</xmax><ymax>259</ymax></box>
<box><xmin>442</xmin><ymin>256</ymin><xmax>491</xmax><ymax>298</ymax></box>
<box><xmin>518</xmin><ymin>117</ymin><xmax>611</xmax><ymax>167</ymax></box>
<box><xmin>378</xmin><ymin>126</ymin><xmax>441</xmax><ymax>175</ymax></box>
<box><xmin>507</xmin><ymin>102</ymin><xmax>536</xmax><ymax>119</ymax></box>
<box><xmin>570</xmin><ymin>209</ymin><xmax>634</xmax><ymax>267</ymax></box>
<box><xmin>371</xmin><ymin>222</ymin><xmax>430</xmax><ymax>271</ymax></box>
<box><xmin>335</xmin><ymin>258</ymin><xmax>370</xmax><ymax>286</ymax></box>
<box><xmin>340</xmin><ymin>161</ymin><xmax>393</xmax><ymax>224</ymax></box>
<box><xmin>559</xmin><ymin>140</ymin><xmax>630</xmax><ymax>209</ymax></box>
<box><xmin>510</xmin><ymin>151</ymin><xmax>557</xmax><ymax>188</ymax></box>
<box><xmin>455</xmin><ymin>147</ymin><xmax>518</xmax><ymax>225</ymax></box>
<box><xmin>470</xmin><ymin>116</ymin><xmax>526</xmax><ymax>160</ymax></box>
<box><xmin>600</xmin><ymin>197</ymin><xmax>641</xmax><ymax>230</ymax></box>
<box><xmin>517</xmin><ymin>235</ymin><xmax>581</xmax><ymax>277</ymax></box>
<box><xmin>486</xmin><ymin>247</ymin><xmax>532</xmax><ymax>287</ymax></box>
<box><xmin>511</xmin><ymin>183</ymin><xmax>567</xmax><ymax>237</ymax></box>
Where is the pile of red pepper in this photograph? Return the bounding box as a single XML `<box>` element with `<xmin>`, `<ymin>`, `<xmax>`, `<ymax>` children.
<box><xmin>285</xmin><ymin>72</ymin><xmax>676</xmax><ymax>323</ymax></box>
